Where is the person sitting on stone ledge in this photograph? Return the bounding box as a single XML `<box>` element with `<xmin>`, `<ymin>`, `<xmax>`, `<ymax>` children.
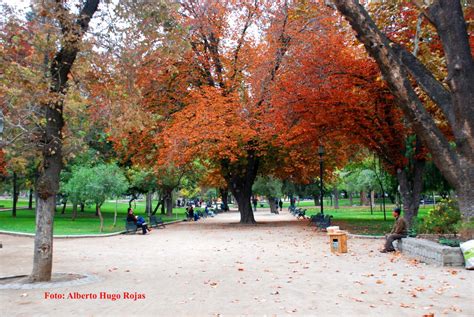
<box><xmin>380</xmin><ymin>207</ymin><xmax>407</xmax><ymax>253</ymax></box>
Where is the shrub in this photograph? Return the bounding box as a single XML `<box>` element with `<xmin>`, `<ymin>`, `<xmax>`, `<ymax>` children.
<box><xmin>419</xmin><ymin>199</ymin><xmax>461</xmax><ymax>234</ymax></box>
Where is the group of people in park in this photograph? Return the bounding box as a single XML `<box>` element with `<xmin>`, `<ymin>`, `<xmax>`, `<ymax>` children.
<box><xmin>185</xmin><ymin>203</ymin><xmax>216</xmax><ymax>221</ymax></box>
<box><xmin>251</xmin><ymin>197</ymin><xmax>284</xmax><ymax>212</ymax></box>
<box><xmin>127</xmin><ymin>197</ymin><xmax>408</xmax><ymax>251</ymax></box>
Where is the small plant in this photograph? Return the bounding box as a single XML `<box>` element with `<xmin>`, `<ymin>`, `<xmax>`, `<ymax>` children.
<box><xmin>407</xmin><ymin>218</ymin><xmax>418</xmax><ymax>237</ymax></box>
<box><xmin>419</xmin><ymin>199</ymin><xmax>461</xmax><ymax>234</ymax></box>
<box><xmin>456</xmin><ymin>219</ymin><xmax>474</xmax><ymax>240</ymax></box>
<box><xmin>438</xmin><ymin>237</ymin><xmax>461</xmax><ymax>247</ymax></box>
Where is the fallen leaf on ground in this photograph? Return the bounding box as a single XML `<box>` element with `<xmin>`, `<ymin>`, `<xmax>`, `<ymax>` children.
<box><xmin>350</xmin><ymin>297</ymin><xmax>364</xmax><ymax>302</ymax></box>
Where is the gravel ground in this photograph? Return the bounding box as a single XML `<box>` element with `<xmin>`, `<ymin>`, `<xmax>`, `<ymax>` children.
<box><xmin>0</xmin><ymin>210</ymin><xmax>472</xmax><ymax>317</ymax></box>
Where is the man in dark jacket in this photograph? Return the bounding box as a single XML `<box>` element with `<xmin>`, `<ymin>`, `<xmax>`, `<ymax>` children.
<box><xmin>381</xmin><ymin>207</ymin><xmax>407</xmax><ymax>253</ymax></box>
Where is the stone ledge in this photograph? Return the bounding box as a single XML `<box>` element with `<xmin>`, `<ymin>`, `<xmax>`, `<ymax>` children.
<box><xmin>394</xmin><ymin>237</ymin><xmax>464</xmax><ymax>267</ymax></box>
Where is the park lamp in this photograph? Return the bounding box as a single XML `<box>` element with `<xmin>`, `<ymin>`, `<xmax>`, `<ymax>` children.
<box><xmin>318</xmin><ymin>145</ymin><xmax>325</xmax><ymax>215</ymax></box>
<box><xmin>318</xmin><ymin>145</ymin><xmax>325</xmax><ymax>159</ymax></box>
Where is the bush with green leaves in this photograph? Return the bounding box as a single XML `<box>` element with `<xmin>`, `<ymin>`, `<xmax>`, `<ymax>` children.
<box><xmin>419</xmin><ymin>199</ymin><xmax>461</xmax><ymax>234</ymax></box>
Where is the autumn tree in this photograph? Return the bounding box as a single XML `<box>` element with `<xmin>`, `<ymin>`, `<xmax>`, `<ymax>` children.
<box><xmin>333</xmin><ymin>0</ymin><xmax>474</xmax><ymax>221</ymax></box>
<box><xmin>6</xmin><ymin>0</ymin><xmax>101</xmax><ymax>282</ymax></box>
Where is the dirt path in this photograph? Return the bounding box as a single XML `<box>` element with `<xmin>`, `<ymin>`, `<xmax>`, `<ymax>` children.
<box><xmin>0</xmin><ymin>211</ymin><xmax>472</xmax><ymax>316</ymax></box>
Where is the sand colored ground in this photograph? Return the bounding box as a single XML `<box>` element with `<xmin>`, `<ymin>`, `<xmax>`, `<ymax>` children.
<box><xmin>0</xmin><ymin>210</ymin><xmax>472</xmax><ymax>317</ymax></box>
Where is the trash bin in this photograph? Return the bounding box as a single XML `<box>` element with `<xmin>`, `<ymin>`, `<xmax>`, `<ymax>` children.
<box><xmin>328</xmin><ymin>232</ymin><xmax>348</xmax><ymax>253</ymax></box>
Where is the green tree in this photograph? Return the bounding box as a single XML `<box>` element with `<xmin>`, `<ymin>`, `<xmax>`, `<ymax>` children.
<box><xmin>64</xmin><ymin>164</ymin><xmax>128</xmax><ymax>232</ymax></box>
<box><xmin>252</xmin><ymin>176</ymin><xmax>283</xmax><ymax>214</ymax></box>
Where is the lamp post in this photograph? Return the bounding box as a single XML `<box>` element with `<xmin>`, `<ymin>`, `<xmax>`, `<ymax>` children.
<box><xmin>318</xmin><ymin>145</ymin><xmax>325</xmax><ymax>215</ymax></box>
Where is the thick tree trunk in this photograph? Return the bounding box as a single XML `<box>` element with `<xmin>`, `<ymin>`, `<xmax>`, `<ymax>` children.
<box><xmin>457</xmin><ymin>160</ymin><xmax>474</xmax><ymax>220</ymax></box>
<box><xmin>164</xmin><ymin>189</ymin><xmax>173</xmax><ymax>217</ymax></box>
<box><xmin>71</xmin><ymin>202</ymin><xmax>78</xmax><ymax>221</ymax></box>
<box><xmin>360</xmin><ymin>191</ymin><xmax>368</xmax><ymax>206</ymax></box>
<box><xmin>30</xmin><ymin>196</ymin><xmax>56</xmax><ymax>282</ymax></box>
<box><xmin>12</xmin><ymin>172</ymin><xmax>18</xmax><ymax>217</ymax></box>
<box><xmin>30</xmin><ymin>0</ymin><xmax>100</xmax><ymax>282</ymax></box>
<box><xmin>222</xmin><ymin>150</ymin><xmax>259</xmax><ymax>224</ymax></box>
<box><xmin>267</xmin><ymin>196</ymin><xmax>278</xmax><ymax>214</ymax></box>
<box><xmin>145</xmin><ymin>192</ymin><xmax>152</xmax><ymax>218</ymax></box>
<box><xmin>80</xmin><ymin>203</ymin><xmax>84</xmax><ymax>213</ymax></box>
<box><xmin>219</xmin><ymin>187</ymin><xmax>229</xmax><ymax>211</ymax></box>
<box><xmin>313</xmin><ymin>194</ymin><xmax>320</xmax><ymax>207</ymax></box>
<box><xmin>234</xmin><ymin>188</ymin><xmax>255</xmax><ymax>223</ymax></box>
<box><xmin>333</xmin><ymin>0</ymin><xmax>474</xmax><ymax>220</ymax></box>
<box><xmin>397</xmin><ymin>162</ymin><xmax>425</xmax><ymax>227</ymax></box>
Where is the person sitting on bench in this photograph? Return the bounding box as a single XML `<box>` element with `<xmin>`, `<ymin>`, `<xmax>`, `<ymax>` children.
<box><xmin>380</xmin><ymin>207</ymin><xmax>407</xmax><ymax>253</ymax></box>
<box><xmin>127</xmin><ymin>208</ymin><xmax>151</xmax><ymax>234</ymax></box>
<box><xmin>186</xmin><ymin>205</ymin><xmax>194</xmax><ymax>221</ymax></box>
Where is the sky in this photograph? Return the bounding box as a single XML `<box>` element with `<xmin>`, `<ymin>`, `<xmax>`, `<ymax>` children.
<box><xmin>1</xmin><ymin>0</ymin><xmax>30</xmax><ymax>10</ymax></box>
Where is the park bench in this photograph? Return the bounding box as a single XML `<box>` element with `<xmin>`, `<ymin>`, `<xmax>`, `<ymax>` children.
<box><xmin>317</xmin><ymin>215</ymin><xmax>333</xmax><ymax>230</ymax></box>
<box><xmin>296</xmin><ymin>209</ymin><xmax>307</xmax><ymax>219</ymax></box>
<box><xmin>421</xmin><ymin>199</ymin><xmax>435</xmax><ymax>204</ymax></box>
<box><xmin>288</xmin><ymin>206</ymin><xmax>299</xmax><ymax>216</ymax></box>
<box><xmin>149</xmin><ymin>215</ymin><xmax>165</xmax><ymax>228</ymax></box>
<box><xmin>309</xmin><ymin>213</ymin><xmax>324</xmax><ymax>225</ymax></box>
<box><xmin>309</xmin><ymin>213</ymin><xmax>333</xmax><ymax>230</ymax></box>
<box><xmin>125</xmin><ymin>220</ymin><xmax>139</xmax><ymax>234</ymax></box>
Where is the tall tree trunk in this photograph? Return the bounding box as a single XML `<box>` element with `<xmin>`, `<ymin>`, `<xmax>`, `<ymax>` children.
<box><xmin>219</xmin><ymin>187</ymin><xmax>229</xmax><ymax>211</ymax></box>
<box><xmin>61</xmin><ymin>199</ymin><xmax>67</xmax><ymax>214</ymax></box>
<box><xmin>360</xmin><ymin>191</ymin><xmax>368</xmax><ymax>206</ymax></box>
<box><xmin>369</xmin><ymin>190</ymin><xmax>374</xmax><ymax>215</ymax></box>
<box><xmin>12</xmin><ymin>172</ymin><xmax>18</xmax><ymax>217</ymax></box>
<box><xmin>349</xmin><ymin>192</ymin><xmax>353</xmax><ymax>206</ymax></box>
<box><xmin>334</xmin><ymin>188</ymin><xmax>339</xmax><ymax>209</ymax></box>
<box><xmin>80</xmin><ymin>203</ymin><xmax>84</xmax><ymax>213</ymax></box>
<box><xmin>28</xmin><ymin>188</ymin><xmax>33</xmax><ymax>209</ymax></box>
<box><xmin>164</xmin><ymin>189</ymin><xmax>173</xmax><ymax>217</ymax></box>
<box><xmin>152</xmin><ymin>197</ymin><xmax>162</xmax><ymax>215</ymax></box>
<box><xmin>113</xmin><ymin>199</ymin><xmax>118</xmax><ymax>227</ymax></box>
<box><xmin>233</xmin><ymin>186</ymin><xmax>255</xmax><ymax>223</ymax></box>
<box><xmin>30</xmin><ymin>0</ymin><xmax>99</xmax><ymax>283</ymax></box>
<box><xmin>221</xmin><ymin>150</ymin><xmax>259</xmax><ymax>224</ymax></box>
<box><xmin>397</xmin><ymin>161</ymin><xmax>425</xmax><ymax>227</ymax></box>
<box><xmin>128</xmin><ymin>194</ymin><xmax>136</xmax><ymax>208</ymax></box>
<box><xmin>267</xmin><ymin>196</ymin><xmax>278</xmax><ymax>214</ymax></box>
<box><xmin>333</xmin><ymin>0</ymin><xmax>474</xmax><ymax>221</ymax></box>
<box><xmin>71</xmin><ymin>202</ymin><xmax>77</xmax><ymax>221</ymax></box>
<box><xmin>145</xmin><ymin>192</ymin><xmax>152</xmax><ymax>218</ymax></box>
<box><xmin>313</xmin><ymin>194</ymin><xmax>320</xmax><ymax>207</ymax></box>
<box><xmin>97</xmin><ymin>204</ymin><xmax>104</xmax><ymax>233</ymax></box>
<box><xmin>161</xmin><ymin>199</ymin><xmax>165</xmax><ymax>215</ymax></box>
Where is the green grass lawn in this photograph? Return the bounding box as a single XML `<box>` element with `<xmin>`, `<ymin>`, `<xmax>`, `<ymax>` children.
<box><xmin>305</xmin><ymin>205</ymin><xmax>431</xmax><ymax>235</ymax></box>
<box><xmin>0</xmin><ymin>200</ymin><xmax>188</xmax><ymax>235</ymax></box>
<box><xmin>0</xmin><ymin>198</ymin><xmax>433</xmax><ymax>236</ymax></box>
<box><xmin>0</xmin><ymin>199</ymin><xmax>32</xmax><ymax>209</ymax></box>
